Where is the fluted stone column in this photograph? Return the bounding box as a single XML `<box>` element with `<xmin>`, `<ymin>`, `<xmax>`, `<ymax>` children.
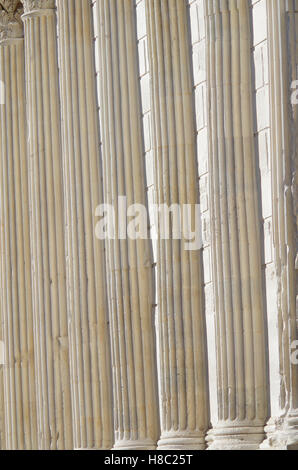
<box><xmin>206</xmin><ymin>0</ymin><xmax>268</xmax><ymax>449</ymax></box>
<box><xmin>21</xmin><ymin>0</ymin><xmax>73</xmax><ymax>449</ymax></box>
<box><xmin>0</xmin><ymin>0</ymin><xmax>37</xmax><ymax>449</ymax></box>
<box><xmin>94</xmin><ymin>0</ymin><xmax>159</xmax><ymax>449</ymax></box>
<box><xmin>56</xmin><ymin>0</ymin><xmax>113</xmax><ymax>450</ymax></box>
<box><xmin>147</xmin><ymin>0</ymin><xmax>209</xmax><ymax>450</ymax></box>
<box><xmin>261</xmin><ymin>0</ymin><xmax>298</xmax><ymax>450</ymax></box>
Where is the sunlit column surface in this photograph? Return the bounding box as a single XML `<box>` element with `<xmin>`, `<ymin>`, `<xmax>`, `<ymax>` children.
<box><xmin>0</xmin><ymin>0</ymin><xmax>37</xmax><ymax>450</ymax></box>
<box><xmin>147</xmin><ymin>0</ymin><xmax>210</xmax><ymax>450</ymax></box>
<box><xmin>21</xmin><ymin>0</ymin><xmax>73</xmax><ymax>449</ymax></box>
<box><xmin>261</xmin><ymin>0</ymin><xmax>298</xmax><ymax>450</ymax></box>
<box><xmin>93</xmin><ymin>0</ymin><xmax>160</xmax><ymax>450</ymax></box>
<box><xmin>205</xmin><ymin>0</ymin><xmax>268</xmax><ymax>449</ymax></box>
<box><xmin>56</xmin><ymin>0</ymin><xmax>113</xmax><ymax>450</ymax></box>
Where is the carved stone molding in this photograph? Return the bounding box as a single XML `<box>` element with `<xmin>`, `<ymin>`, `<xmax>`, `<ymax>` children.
<box><xmin>0</xmin><ymin>1</ymin><xmax>23</xmax><ymax>41</ymax></box>
<box><xmin>0</xmin><ymin>0</ymin><xmax>21</xmax><ymax>13</ymax></box>
<box><xmin>21</xmin><ymin>0</ymin><xmax>55</xmax><ymax>16</ymax></box>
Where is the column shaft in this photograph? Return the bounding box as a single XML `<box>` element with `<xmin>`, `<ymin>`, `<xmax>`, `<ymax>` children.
<box><xmin>56</xmin><ymin>0</ymin><xmax>113</xmax><ymax>450</ymax></box>
<box><xmin>261</xmin><ymin>0</ymin><xmax>298</xmax><ymax>449</ymax></box>
<box><xmin>21</xmin><ymin>0</ymin><xmax>73</xmax><ymax>449</ymax></box>
<box><xmin>147</xmin><ymin>0</ymin><xmax>209</xmax><ymax>450</ymax></box>
<box><xmin>206</xmin><ymin>0</ymin><xmax>268</xmax><ymax>449</ymax></box>
<box><xmin>94</xmin><ymin>0</ymin><xmax>159</xmax><ymax>449</ymax></box>
<box><xmin>0</xmin><ymin>1</ymin><xmax>37</xmax><ymax>449</ymax></box>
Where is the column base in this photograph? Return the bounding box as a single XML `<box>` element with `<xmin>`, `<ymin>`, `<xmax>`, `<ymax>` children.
<box><xmin>260</xmin><ymin>411</ymin><xmax>298</xmax><ymax>450</ymax></box>
<box><xmin>207</xmin><ymin>421</ymin><xmax>265</xmax><ymax>450</ymax></box>
<box><xmin>113</xmin><ymin>439</ymin><xmax>157</xmax><ymax>450</ymax></box>
<box><xmin>157</xmin><ymin>431</ymin><xmax>206</xmax><ymax>450</ymax></box>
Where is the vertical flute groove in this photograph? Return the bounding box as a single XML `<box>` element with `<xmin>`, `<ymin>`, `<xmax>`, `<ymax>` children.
<box><xmin>56</xmin><ymin>0</ymin><xmax>113</xmax><ymax>450</ymax></box>
<box><xmin>206</xmin><ymin>0</ymin><xmax>268</xmax><ymax>449</ymax></box>
<box><xmin>21</xmin><ymin>0</ymin><xmax>73</xmax><ymax>450</ymax></box>
<box><xmin>0</xmin><ymin>0</ymin><xmax>37</xmax><ymax>449</ymax></box>
<box><xmin>147</xmin><ymin>0</ymin><xmax>210</xmax><ymax>450</ymax></box>
<box><xmin>94</xmin><ymin>0</ymin><xmax>159</xmax><ymax>449</ymax></box>
<box><xmin>261</xmin><ymin>0</ymin><xmax>298</xmax><ymax>450</ymax></box>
